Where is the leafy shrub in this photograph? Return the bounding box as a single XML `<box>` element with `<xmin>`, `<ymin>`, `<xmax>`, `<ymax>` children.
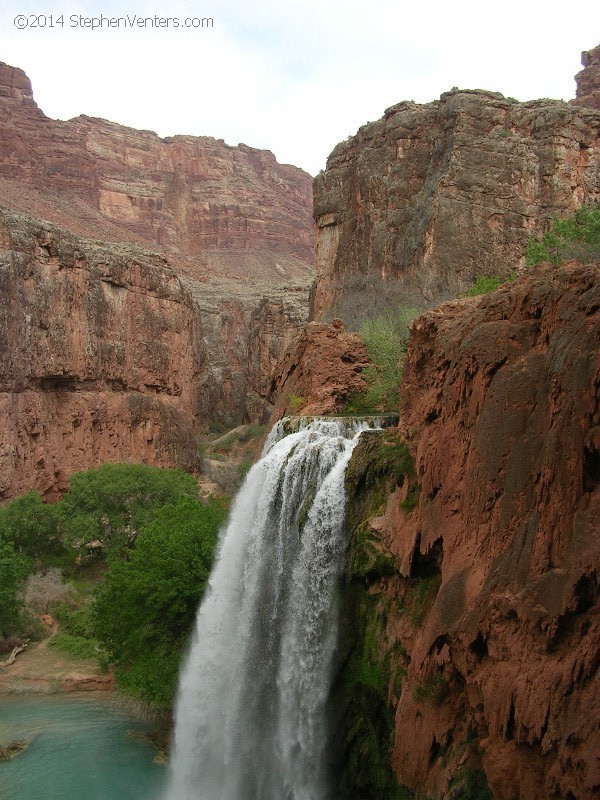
<box><xmin>526</xmin><ymin>205</ymin><xmax>600</xmax><ymax>266</ymax></box>
<box><xmin>287</xmin><ymin>392</ymin><xmax>305</xmax><ymax>413</ymax></box>
<box><xmin>0</xmin><ymin>539</ymin><xmax>29</xmax><ymax>637</ymax></box>
<box><xmin>49</xmin><ymin>633</ymin><xmax>101</xmax><ymax>660</ymax></box>
<box><xmin>52</xmin><ymin>601</ymin><xmax>95</xmax><ymax>639</ymax></box>
<box><xmin>466</xmin><ymin>272</ymin><xmax>518</xmax><ymax>297</ymax></box>
<box><xmin>345</xmin><ymin>307</ymin><xmax>420</xmax><ymax>413</ymax></box>
<box><xmin>237</xmin><ymin>461</ymin><xmax>252</xmax><ymax>483</ymax></box>
<box><xmin>466</xmin><ymin>276</ymin><xmax>502</xmax><ymax>296</ymax></box>
<box><xmin>409</xmin><ymin>575</ymin><xmax>441</xmax><ymax>627</ymax></box>
<box><xmin>56</xmin><ymin>463</ymin><xmax>199</xmax><ymax>557</ymax></box>
<box><xmin>0</xmin><ymin>491</ymin><xmax>61</xmax><ymax>559</ymax></box>
<box><xmin>399</xmin><ymin>484</ymin><xmax>420</xmax><ymax>512</ymax></box>
<box><xmin>93</xmin><ymin>495</ymin><xmax>226</xmax><ymax>706</ymax></box>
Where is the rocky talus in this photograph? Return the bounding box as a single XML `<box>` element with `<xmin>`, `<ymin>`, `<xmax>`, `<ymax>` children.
<box><xmin>313</xmin><ymin>90</ymin><xmax>600</xmax><ymax>324</ymax></box>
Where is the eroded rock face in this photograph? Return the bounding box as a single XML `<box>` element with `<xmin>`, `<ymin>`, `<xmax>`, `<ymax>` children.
<box><xmin>266</xmin><ymin>319</ymin><xmax>370</xmax><ymax>422</ymax></box>
<box><xmin>0</xmin><ymin>62</ymin><xmax>314</xmax><ymax>278</ymax></box>
<box><xmin>313</xmin><ymin>90</ymin><xmax>600</xmax><ymax>325</ymax></box>
<box><xmin>0</xmin><ymin>60</ymin><xmax>314</xmax><ymax>498</ymax></box>
<box><xmin>0</xmin><ymin>209</ymin><xmax>203</xmax><ymax>500</ymax></box>
<box><xmin>363</xmin><ymin>263</ymin><xmax>599</xmax><ymax>799</ymax></box>
<box><xmin>573</xmin><ymin>44</ymin><xmax>600</xmax><ymax>111</ymax></box>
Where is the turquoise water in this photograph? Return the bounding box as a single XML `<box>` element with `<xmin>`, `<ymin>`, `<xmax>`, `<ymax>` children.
<box><xmin>0</xmin><ymin>695</ymin><xmax>167</xmax><ymax>800</ymax></box>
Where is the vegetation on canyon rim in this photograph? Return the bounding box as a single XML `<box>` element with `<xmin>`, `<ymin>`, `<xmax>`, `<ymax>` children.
<box><xmin>345</xmin><ymin>206</ymin><xmax>600</xmax><ymax>418</ymax></box>
<box><xmin>525</xmin><ymin>205</ymin><xmax>600</xmax><ymax>266</ymax></box>
<box><xmin>0</xmin><ymin>464</ymin><xmax>226</xmax><ymax>707</ymax></box>
<box><xmin>345</xmin><ymin>306</ymin><xmax>420</xmax><ymax>413</ymax></box>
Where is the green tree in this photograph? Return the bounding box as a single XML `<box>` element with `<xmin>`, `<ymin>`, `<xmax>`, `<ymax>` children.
<box><xmin>0</xmin><ymin>538</ymin><xmax>29</xmax><ymax>637</ymax></box>
<box><xmin>93</xmin><ymin>495</ymin><xmax>226</xmax><ymax>706</ymax></box>
<box><xmin>56</xmin><ymin>463</ymin><xmax>199</xmax><ymax>557</ymax></box>
<box><xmin>526</xmin><ymin>205</ymin><xmax>600</xmax><ymax>266</ymax></box>
<box><xmin>0</xmin><ymin>491</ymin><xmax>60</xmax><ymax>560</ymax></box>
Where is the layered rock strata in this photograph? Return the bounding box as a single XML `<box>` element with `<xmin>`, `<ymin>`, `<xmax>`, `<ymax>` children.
<box><xmin>0</xmin><ymin>207</ymin><xmax>311</xmax><ymax>500</ymax></box>
<box><xmin>0</xmin><ymin>60</ymin><xmax>314</xmax><ymax>498</ymax></box>
<box><xmin>0</xmin><ymin>62</ymin><xmax>314</xmax><ymax>278</ymax></box>
<box><xmin>0</xmin><ymin>209</ymin><xmax>203</xmax><ymax>500</ymax></box>
<box><xmin>313</xmin><ymin>91</ymin><xmax>600</xmax><ymax>324</ymax></box>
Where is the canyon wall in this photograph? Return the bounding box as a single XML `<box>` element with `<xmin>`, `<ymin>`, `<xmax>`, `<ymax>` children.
<box><xmin>290</xmin><ymin>262</ymin><xmax>599</xmax><ymax>799</ymax></box>
<box><xmin>0</xmin><ymin>62</ymin><xmax>313</xmax><ymax>276</ymax></box>
<box><xmin>279</xmin><ymin>46</ymin><xmax>600</xmax><ymax>800</ymax></box>
<box><xmin>385</xmin><ymin>262</ymin><xmax>599</xmax><ymax>800</ymax></box>
<box><xmin>312</xmin><ymin>91</ymin><xmax>600</xmax><ymax>325</ymax></box>
<box><xmin>0</xmin><ymin>61</ymin><xmax>314</xmax><ymax>498</ymax></box>
<box><xmin>573</xmin><ymin>44</ymin><xmax>600</xmax><ymax>111</ymax></box>
<box><xmin>0</xmin><ymin>208</ymin><xmax>204</xmax><ymax>500</ymax></box>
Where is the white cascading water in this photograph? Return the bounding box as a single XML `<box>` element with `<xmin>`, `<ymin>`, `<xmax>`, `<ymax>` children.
<box><xmin>165</xmin><ymin>418</ymin><xmax>370</xmax><ymax>800</ymax></box>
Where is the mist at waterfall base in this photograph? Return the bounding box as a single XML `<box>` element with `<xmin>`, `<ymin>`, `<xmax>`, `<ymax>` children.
<box><xmin>165</xmin><ymin>418</ymin><xmax>370</xmax><ymax>800</ymax></box>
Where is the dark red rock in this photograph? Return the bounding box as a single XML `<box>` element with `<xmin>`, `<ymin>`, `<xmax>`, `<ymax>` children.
<box><xmin>267</xmin><ymin>319</ymin><xmax>370</xmax><ymax>421</ymax></box>
<box><xmin>369</xmin><ymin>262</ymin><xmax>599</xmax><ymax>800</ymax></box>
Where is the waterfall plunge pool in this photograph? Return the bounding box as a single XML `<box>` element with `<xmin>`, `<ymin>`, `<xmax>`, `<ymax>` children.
<box><xmin>0</xmin><ymin>694</ymin><xmax>167</xmax><ymax>800</ymax></box>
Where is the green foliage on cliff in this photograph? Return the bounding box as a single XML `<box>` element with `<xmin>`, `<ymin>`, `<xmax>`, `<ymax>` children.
<box><xmin>335</xmin><ymin>429</ymin><xmax>415</xmax><ymax>800</ymax></box>
<box><xmin>465</xmin><ymin>275</ymin><xmax>502</xmax><ymax>296</ymax></box>
<box><xmin>449</xmin><ymin>767</ymin><xmax>493</xmax><ymax>800</ymax></box>
<box><xmin>93</xmin><ymin>495</ymin><xmax>226</xmax><ymax>706</ymax></box>
<box><xmin>412</xmin><ymin>673</ymin><xmax>449</xmax><ymax>705</ymax></box>
<box><xmin>526</xmin><ymin>205</ymin><xmax>600</xmax><ymax>266</ymax></box>
<box><xmin>335</xmin><ymin>592</ymin><xmax>407</xmax><ymax>800</ymax></box>
<box><xmin>465</xmin><ymin>272</ymin><xmax>518</xmax><ymax>297</ymax></box>
<box><xmin>345</xmin><ymin>307</ymin><xmax>420</xmax><ymax>413</ymax></box>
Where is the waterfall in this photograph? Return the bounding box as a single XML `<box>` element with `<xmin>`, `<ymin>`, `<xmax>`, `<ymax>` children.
<box><xmin>165</xmin><ymin>417</ymin><xmax>371</xmax><ymax>800</ymax></box>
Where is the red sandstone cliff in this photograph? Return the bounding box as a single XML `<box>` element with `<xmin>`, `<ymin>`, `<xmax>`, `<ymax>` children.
<box><xmin>0</xmin><ymin>62</ymin><xmax>313</xmax><ymax>278</ymax></box>
<box><xmin>0</xmin><ymin>209</ymin><xmax>203</xmax><ymax>499</ymax></box>
<box><xmin>383</xmin><ymin>262</ymin><xmax>599</xmax><ymax>799</ymax></box>
<box><xmin>266</xmin><ymin>319</ymin><xmax>370</xmax><ymax>421</ymax></box>
<box><xmin>276</xmin><ymin>46</ymin><xmax>600</xmax><ymax>799</ymax></box>
<box><xmin>573</xmin><ymin>44</ymin><xmax>600</xmax><ymax>111</ymax></box>
<box><xmin>313</xmin><ymin>91</ymin><xmax>599</xmax><ymax>324</ymax></box>
<box><xmin>0</xmin><ymin>61</ymin><xmax>314</xmax><ymax>499</ymax></box>
<box><xmin>285</xmin><ymin>262</ymin><xmax>599</xmax><ymax>799</ymax></box>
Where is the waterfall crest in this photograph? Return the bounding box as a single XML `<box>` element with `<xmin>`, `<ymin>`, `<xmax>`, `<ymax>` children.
<box><xmin>165</xmin><ymin>418</ymin><xmax>370</xmax><ymax>800</ymax></box>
